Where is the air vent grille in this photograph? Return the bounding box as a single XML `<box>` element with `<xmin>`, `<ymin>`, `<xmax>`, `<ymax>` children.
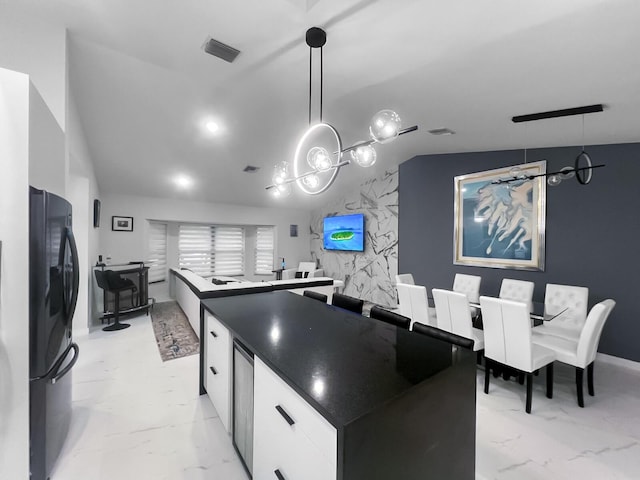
<box><xmin>428</xmin><ymin>128</ymin><xmax>455</xmax><ymax>136</ymax></box>
<box><xmin>203</xmin><ymin>37</ymin><xmax>240</xmax><ymax>63</ymax></box>
<box><xmin>243</xmin><ymin>165</ymin><xmax>260</xmax><ymax>173</ymax></box>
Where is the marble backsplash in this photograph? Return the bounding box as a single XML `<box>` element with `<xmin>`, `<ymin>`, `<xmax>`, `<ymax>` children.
<box><xmin>310</xmin><ymin>169</ymin><xmax>398</xmax><ymax>307</ymax></box>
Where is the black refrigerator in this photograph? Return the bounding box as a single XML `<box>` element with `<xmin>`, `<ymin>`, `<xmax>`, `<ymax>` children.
<box><xmin>29</xmin><ymin>187</ymin><xmax>80</xmax><ymax>480</ymax></box>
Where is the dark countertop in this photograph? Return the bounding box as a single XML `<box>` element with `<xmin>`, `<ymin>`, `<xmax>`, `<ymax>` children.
<box><xmin>201</xmin><ymin>290</ymin><xmax>456</xmax><ymax>429</ymax></box>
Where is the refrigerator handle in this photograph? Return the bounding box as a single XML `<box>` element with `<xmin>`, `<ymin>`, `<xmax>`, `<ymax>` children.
<box><xmin>65</xmin><ymin>227</ymin><xmax>80</xmax><ymax>323</ymax></box>
<box><xmin>50</xmin><ymin>342</ymin><xmax>79</xmax><ymax>385</ymax></box>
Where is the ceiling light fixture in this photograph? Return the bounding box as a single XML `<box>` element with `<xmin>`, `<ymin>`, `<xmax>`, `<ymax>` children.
<box><xmin>205</xmin><ymin>120</ymin><xmax>219</xmax><ymax>133</ymax></box>
<box><xmin>266</xmin><ymin>27</ymin><xmax>418</xmax><ymax>197</ymax></box>
<box><xmin>174</xmin><ymin>174</ymin><xmax>193</xmax><ymax>189</ymax></box>
<box><xmin>498</xmin><ymin>105</ymin><xmax>606</xmax><ymax>186</ymax></box>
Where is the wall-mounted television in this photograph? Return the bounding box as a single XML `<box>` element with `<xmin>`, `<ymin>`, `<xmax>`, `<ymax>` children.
<box><xmin>323</xmin><ymin>213</ymin><xmax>365</xmax><ymax>251</ymax></box>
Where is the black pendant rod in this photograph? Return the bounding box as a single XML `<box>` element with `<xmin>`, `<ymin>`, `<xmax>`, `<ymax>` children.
<box><xmin>491</xmin><ymin>164</ymin><xmax>605</xmax><ymax>184</ymax></box>
<box><xmin>512</xmin><ymin>104</ymin><xmax>604</xmax><ymax>123</ymax></box>
<box><xmin>308</xmin><ymin>46</ymin><xmax>312</xmax><ymax>125</ymax></box>
<box><xmin>320</xmin><ymin>45</ymin><xmax>323</xmax><ymax>123</ymax></box>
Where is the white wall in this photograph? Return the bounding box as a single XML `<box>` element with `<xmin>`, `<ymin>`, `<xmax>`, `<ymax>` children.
<box><xmin>67</xmin><ymin>81</ymin><xmax>101</xmax><ymax>332</ymax></box>
<box><xmin>0</xmin><ymin>10</ymin><xmax>66</xmax><ymax>130</ymax></box>
<box><xmin>310</xmin><ymin>169</ymin><xmax>399</xmax><ymax>307</ymax></box>
<box><xmin>0</xmin><ymin>68</ymin><xmax>31</xmax><ymax>480</ymax></box>
<box><xmin>99</xmin><ymin>193</ymin><xmax>311</xmax><ymax>305</ymax></box>
<box><xmin>29</xmin><ymin>83</ymin><xmax>66</xmax><ymax>198</ymax></box>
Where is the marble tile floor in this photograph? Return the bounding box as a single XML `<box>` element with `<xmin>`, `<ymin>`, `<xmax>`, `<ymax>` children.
<box><xmin>53</xmin><ymin>313</ymin><xmax>640</xmax><ymax>479</ymax></box>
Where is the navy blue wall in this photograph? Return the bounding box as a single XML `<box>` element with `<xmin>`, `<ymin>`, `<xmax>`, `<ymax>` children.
<box><xmin>399</xmin><ymin>143</ymin><xmax>640</xmax><ymax>362</ymax></box>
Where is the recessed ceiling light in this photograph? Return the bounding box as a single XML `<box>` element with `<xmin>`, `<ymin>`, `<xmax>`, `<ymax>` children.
<box><xmin>174</xmin><ymin>175</ymin><xmax>193</xmax><ymax>189</ymax></box>
<box><xmin>205</xmin><ymin>121</ymin><xmax>219</xmax><ymax>133</ymax></box>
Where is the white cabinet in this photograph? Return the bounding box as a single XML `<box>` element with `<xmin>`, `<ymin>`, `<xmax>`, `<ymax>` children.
<box><xmin>175</xmin><ymin>278</ymin><xmax>200</xmax><ymax>337</ymax></box>
<box><xmin>204</xmin><ymin>311</ymin><xmax>232</xmax><ymax>432</ymax></box>
<box><xmin>253</xmin><ymin>357</ymin><xmax>337</xmax><ymax>480</ymax></box>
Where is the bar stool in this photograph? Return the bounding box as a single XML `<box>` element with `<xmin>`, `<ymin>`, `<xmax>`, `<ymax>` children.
<box><xmin>94</xmin><ymin>270</ymin><xmax>136</xmax><ymax>331</ymax></box>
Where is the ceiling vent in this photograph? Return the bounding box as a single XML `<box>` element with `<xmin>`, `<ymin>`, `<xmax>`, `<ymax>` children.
<box><xmin>203</xmin><ymin>37</ymin><xmax>240</xmax><ymax>63</ymax></box>
<box><xmin>428</xmin><ymin>128</ymin><xmax>455</xmax><ymax>136</ymax></box>
<box><xmin>243</xmin><ymin>165</ymin><xmax>260</xmax><ymax>173</ymax></box>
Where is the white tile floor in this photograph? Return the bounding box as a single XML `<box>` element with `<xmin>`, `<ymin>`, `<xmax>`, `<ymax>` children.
<box><xmin>52</xmin><ymin>313</ymin><xmax>640</xmax><ymax>479</ymax></box>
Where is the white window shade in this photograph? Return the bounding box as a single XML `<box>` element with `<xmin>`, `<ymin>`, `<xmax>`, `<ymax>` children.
<box><xmin>213</xmin><ymin>226</ymin><xmax>245</xmax><ymax>276</ymax></box>
<box><xmin>148</xmin><ymin>222</ymin><xmax>167</xmax><ymax>283</ymax></box>
<box><xmin>255</xmin><ymin>226</ymin><xmax>275</xmax><ymax>274</ymax></box>
<box><xmin>178</xmin><ymin>224</ymin><xmax>244</xmax><ymax>276</ymax></box>
<box><xmin>179</xmin><ymin>224</ymin><xmax>215</xmax><ymax>276</ymax></box>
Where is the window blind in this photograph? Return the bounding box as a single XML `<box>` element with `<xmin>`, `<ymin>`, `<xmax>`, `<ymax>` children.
<box><xmin>178</xmin><ymin>224</ymin><xmax>244</xmax><ymax>276</ymax></box>
<box><xmin>147</xmin><ymin>222</ymin><xmax>167</xmax><ymax>283</ymax></box>
<box><xmin>255</xmin><ymin>226</ymin><xmax>275</xmax><ymax>274</ymax></box>
<box><xmin>213</xmin><ymin>226</ymin><xmax>245</xmax><ymax>275</ymax></box>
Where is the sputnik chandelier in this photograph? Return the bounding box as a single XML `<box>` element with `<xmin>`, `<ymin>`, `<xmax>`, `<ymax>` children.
<box><xmin>266</xmin><ymin>27</ymin><xmax>418</xmax><ymax>197</ymax></box>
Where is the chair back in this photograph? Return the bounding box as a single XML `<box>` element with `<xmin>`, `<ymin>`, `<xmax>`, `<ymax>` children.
<box><xmin>332</xmin><ymin>292</ymin><xmax>364</xmax><ymax>314</ymax></box>
<box><xmin>453</xmin><ymin>274</ymin><xmax>481</xmax><ymax>303</ymax></box>
<box><xmin>576</xmin><ymin>299</ymin><xmax>616</xmax><ymax>366</ymax></box>
<box><xmin>499</xmin><ymin>279</ymin><xmax>535</xmax><ymax>313</ymax></box>
<box><xmin>298</xmin><ymin>262</ymin><xmax>317</xmax><ymax>274</ymax></box>
<box><xmin>396</xmin><ymin>282</ymin><xmax>413</xmax><ymax>318</ymax></box>
<box><xmin>412</xmin><ymin>323</ymin><xmax>474</xmax><ymax>350</ymax></box>
<box><xmin>432</xmin><ymin>289</ymin><xmax>473</xmax><ymax>338</ymax></box>
<box><xmin>407</xmin><ymin>284</ymin><xmax>436</xmax><ymax>327</ymax></box>
<box><xmin>479</xmin><ymin>296</ymin><xmax>533</xmax><ymax>372</ymax></box>
<box><xmin>369</xmin><ymin>306</ymin><xmax>411</xmax><ymax>329</ymax></box>
<box><xmin>303</xmin><ymin>290</ymin><xmax>327</xmax><ymax>303</ymax></box>
<box><xmin>544</xmin><ymin>284</ymin><xmax>589</xmax><ymax>333</ymax></box>
<box><xmin>94</xmin><ymin>269</ymin><xmax>109</xmax><ymax>290</ymax></box>
<box><xmin>395</xmin><ymin>273</ymin><xmax>415</xmax><ymax>285</ymax></box>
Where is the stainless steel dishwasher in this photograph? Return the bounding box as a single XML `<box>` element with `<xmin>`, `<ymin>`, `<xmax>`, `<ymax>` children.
<box><xmin>233</xmin><ymin>339</ymin><xmax>254</xmax><ymax>476</ymax></box>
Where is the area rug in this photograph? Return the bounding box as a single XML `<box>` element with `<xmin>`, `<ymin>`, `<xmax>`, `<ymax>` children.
<box><xmin>150</xmin><ymin>301</ymin><xmax>199</xmax><ymax>361</ymax></box>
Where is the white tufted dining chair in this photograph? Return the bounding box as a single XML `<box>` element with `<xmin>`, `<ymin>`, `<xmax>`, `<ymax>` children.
<box><xmin>537</xmin><ymin>283</ymin><xmax>589</xmax><ymax>341</ymax></box>
<box><xmin>397</xmin><ymin>283</ymin><xmax>436</xmax><ymax>329</ymax></box>
<box><xmin>453</xmin><ymin>274</ymin><xmax>481</xmax><ymax>303</ymax></box>
<box><xmin>432</xmin><ymin>289</ymin><xmax>484</xmax><ymax>352</ymax></box>
<box><xmin>532</xmin><ymin>299</ymin><xmax>616</xmax><ymax>407</ymax></box>
<box><xmin>499</xmin><ymin>279</ymin><xmax>535</xmax><ymax>313</ymax></box>
<box><xmin>480</xmin><ymin>296</ymin><xmax>556</xmax><ymax>414</ymax></box>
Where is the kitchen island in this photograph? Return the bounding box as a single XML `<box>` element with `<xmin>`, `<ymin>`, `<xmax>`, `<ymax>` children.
<box><xmin>200</xmin><ymin>290</ymin><xmax>475</xmax><ymax>480</ymax></box>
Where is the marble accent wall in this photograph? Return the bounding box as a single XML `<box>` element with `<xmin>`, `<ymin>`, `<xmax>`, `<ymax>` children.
<box><xmin>310</xmin><ymin>169</ymin><xmax>398</xmax><ymax>307</ymax></box>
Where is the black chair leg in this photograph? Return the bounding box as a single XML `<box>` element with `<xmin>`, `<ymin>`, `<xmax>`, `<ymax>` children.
<box><xmin>477</xmin><ymin>350</ymin><xmax>483</xmax><ymax>365</ymax></box>
<box><xmin>576</xmin><ymin>367</ymin><xmax>585</xmax><ymax>408</ymax></box>
<box><xmin>587</xmin><ymin>362</ymin><xmax>595</xmax><ymax>396</ymax></box>
<box><xmin>518</xmin><ymin>373</ymin><xmax>525</xmax><ymax>385</ymax></box>
<box><xmin>103</xmin><ymin>291</ymin><xmax>130</xmax><ymax>331</ymax></box>
<box><xmin>484</xmin><ymin>359</ymin><xmax>491</xmax><ymax>394</ymax></box>
<box><xmin>525</xmin><ymin>373</ymin><xmax>533</xmax><ymax>414</ymax></box>
<box><xmin>546</xmin><ymin>363</ymin><xmax>554</xmax><ymax>399</ymax></box>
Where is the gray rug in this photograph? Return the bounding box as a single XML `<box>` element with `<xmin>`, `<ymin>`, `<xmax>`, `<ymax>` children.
<box><xmin>150</xmin><ymin>301</ymin><xmax>199</xmax><ymax>361</ymax></box>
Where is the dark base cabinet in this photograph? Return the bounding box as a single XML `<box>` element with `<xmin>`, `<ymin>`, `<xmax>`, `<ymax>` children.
<box><xmin>340</xmin><ymin>347</ymin><xmax>476</xmax><ymax>480</ymax></box>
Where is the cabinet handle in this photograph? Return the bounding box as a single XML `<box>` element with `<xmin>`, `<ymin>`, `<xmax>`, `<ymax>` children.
<box><xmin>274</xmin><ymin>469</ymin><xmax>286</xmax><ymax>480</ymax></box>
<box><xmin>275</xmin><ymin>405</ymin><xmax>295</xmax><ymax>426</ymax></box>
<box><xmin>210</xmin><ymin>330</ymin><xmax>218</xmax><ymax>338</ymax></box>
<box><xmin>209</xmin><ymin>366</ymin><xmax>217</xmax><ymax>375</ymax></box>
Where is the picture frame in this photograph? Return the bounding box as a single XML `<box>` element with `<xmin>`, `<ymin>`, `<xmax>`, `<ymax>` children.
<box><xmin>93</xmin><ymin>199</ymin><xmax>101</xmax><ymax>228</ymax></box>
<box><xmin>112</xmin><ymin>216</ymin><xmax>134</xmax><ymax>232</ymax></box>
<box><xmin>453</xmin><ymin>160</ymin><xmax>546</xmax><ymax>271</ymax></box>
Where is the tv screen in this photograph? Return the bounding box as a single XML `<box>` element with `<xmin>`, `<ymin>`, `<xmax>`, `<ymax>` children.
<box><xmin>323</xmin><ymin>213</ymin><xmax>365</xmax><ymax>251</ymax></box>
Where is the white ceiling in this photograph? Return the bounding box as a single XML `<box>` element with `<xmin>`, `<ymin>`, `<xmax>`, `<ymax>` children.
<box><xmin>10</xmin><ymin>0</ymin><xmax>640</xmax><ymax>208</ymax></box>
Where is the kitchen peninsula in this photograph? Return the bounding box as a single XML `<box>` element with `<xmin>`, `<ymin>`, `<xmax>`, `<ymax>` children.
<box><xmin>200</xmin><ymin>291</ymin><xmax>476</xmax><ymax>480</ymax></box>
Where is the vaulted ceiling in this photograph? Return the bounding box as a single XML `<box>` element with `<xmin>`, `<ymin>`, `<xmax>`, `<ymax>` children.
<box><xmin>10</xmin><ymin>0</ymin><xmax>640</xmax><ymax>208</ymax></box>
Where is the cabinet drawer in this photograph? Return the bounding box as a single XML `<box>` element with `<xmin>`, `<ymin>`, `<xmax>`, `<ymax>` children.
<box><xmin>254</xmin><ymin>357</ymin><xmax>337</xmax><ymax>467</ymax></box>
<box><xmin>204</xmin><ymin>312</ymin><xmax>232</xmax><ymax>433</ymax></box>
<box><xmin>254</xmin><ymin>390</ymin><xmax>335</xmax><ymax>480</ymax></box>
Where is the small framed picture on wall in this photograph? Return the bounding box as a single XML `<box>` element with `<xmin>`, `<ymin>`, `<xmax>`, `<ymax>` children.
<box><xmin>112</xmin><ymin>216</ymin><xmax>134</xmax><ymax>232</ymax></box>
